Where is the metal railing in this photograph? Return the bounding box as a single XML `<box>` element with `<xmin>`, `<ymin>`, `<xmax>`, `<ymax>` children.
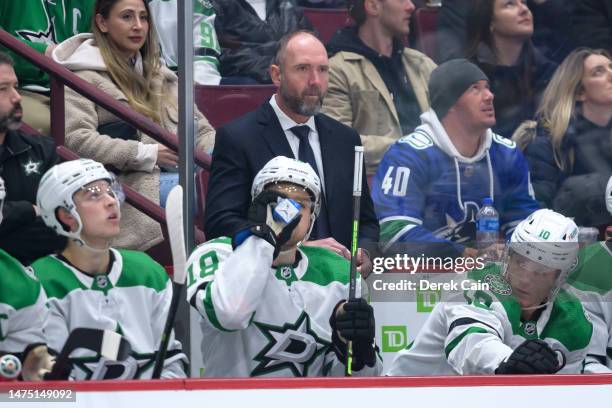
<box><xmin>0</xmin><ymin>28</ymin><xmax>207</xmax><ymax>243</ymax></box>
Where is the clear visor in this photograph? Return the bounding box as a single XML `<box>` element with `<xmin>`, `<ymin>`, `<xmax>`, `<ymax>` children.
<box><xmin>75</xmin><ymin>176</ymin><xmax>125</xmax><ymax>205</ymax></box>
<box><xmin>266</xmin><ymin>182</ymin><xmax>315</xmax><ymax>211</ymax></box>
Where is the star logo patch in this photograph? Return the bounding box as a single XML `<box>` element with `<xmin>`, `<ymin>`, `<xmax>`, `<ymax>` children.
<box><xmin>252</xmin><ymin>312</ymin><xmax>330</xmax><ymax>377</ymax></box>
<box><xmin>22</xmin><ymin>160</ymin><xmax>42</xmax><ymax>175</ymax></box>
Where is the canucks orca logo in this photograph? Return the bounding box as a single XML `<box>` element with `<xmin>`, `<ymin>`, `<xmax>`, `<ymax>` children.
<box><xmin>252</xmin><ymin>312</ymin><xmax>330</xmax><ymax>376</ymax></box>
<box><xmin>434</xmin><ymin>201</ymin><xmax>479</xmax><ymax>243</ymax></box>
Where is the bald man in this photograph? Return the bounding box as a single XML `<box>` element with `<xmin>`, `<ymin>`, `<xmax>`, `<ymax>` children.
<box><xmin>205</xmin><ymin>30</ymin><xmax>379</xmax><ymax>262</ymax></box>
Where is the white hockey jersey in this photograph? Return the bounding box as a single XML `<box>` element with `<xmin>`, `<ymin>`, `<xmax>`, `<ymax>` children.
<box><xmin>388</xmin><ymin>264</ymin><xmax>592</xmax><ymax>376</ymax></box>
<box><xmin>0</xmin><ymin>250</ymin><xmax>48</xmax><ymax>356</ymax></box>
<box><xmin>566</xmin><ymin>241</ymin><xmax>612</xmax><ymax>373</ymax></box>
<box><xmin>186</xmin><ymin>236</ymin><xmax>382</xmax><ymax>377</ymax></box>
<box><xmin>32</xmin><ymin>248</ymin><xmax>187</xmax><ymax>380</ymax></box>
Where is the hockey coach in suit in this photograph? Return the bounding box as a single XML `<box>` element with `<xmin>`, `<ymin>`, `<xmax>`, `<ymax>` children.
<box><xmin>205</xmin><ymin>30</ymin><xmax>379</xmax><ymax>261</ymax></box>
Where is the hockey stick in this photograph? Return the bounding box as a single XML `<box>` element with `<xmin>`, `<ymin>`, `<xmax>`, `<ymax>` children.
<box><xmin>46</xmin><ymin>328</ymin><xmax>132</xmax><ymax>380</ymax></box>
<box><xmin>152</xmin><ymin>185</ymin><xmax>188</xmax><ymax>379</ymax></box>
<box><xmin>345</xmin><ymin>146</ymin><xmax>364</xmax><ymax>376</ymax></box>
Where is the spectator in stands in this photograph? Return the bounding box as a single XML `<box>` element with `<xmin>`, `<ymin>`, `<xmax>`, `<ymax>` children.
<box><xmin>464</xmin><ymin>0</ymin><xmax>557</xmax><ymax>138</ymax></box>
<box><xmin>372</xmin><ymin>59</ymin><xmax>539</xmax><ymax>258</ymax></box>
<box><xmin>322</xmin><ymin>0</ymin><xmax>436</xmax><ymax>175</ymax></box>
<box><xmin>572</xmin><ymin>0</ymin><xmax>612</xmax><ymax>53</ymax></box>
<box><xmin>212</xmin><ymin>0</ymin><xmax>312</xmax><ymax>84</ymax></box>
<box><xmin>437</xmin><ymin>0</ymin><xmax>574</xmax><ymax>65</ymax></box>
<box><xmin>148</xmin><ymin>0</ymin><xmax>222</xmax><ymax>85</ymax></box>
<box><xmin>34</xmin><ymin>159</ymin><xmax>187</xmax><ymax>380</ymax></box>
<box><xmin>51</xmin><ymin>0</ymin><xmax>215</xmax><ymax>251</ymax></box>
<box><xmin>0</xmin><ymin>52</ymin><xmax>66</xmax><ymax>265</ymax></box>
<box><xmin>514</xmin><ymin>48</ymin><xmax>612</xmax><ymax>228</ymax></box>
<box><xmin>205</xmin><ymin>30</ymin><xmax>379</xmax><ymax>263</ymax></box>
<box><xmin>0</xmin><ymin>1</ymin><xmax>94</xmax><ymax>135</ymax></box>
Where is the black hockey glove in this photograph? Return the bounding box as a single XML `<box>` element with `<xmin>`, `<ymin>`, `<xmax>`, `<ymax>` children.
<box><xmin>329</xmin><ymin>298</ymin><xmax>377</xmax><ymax>371</ymax></box>
<box><xmin>495</xmin><ymin>339</ymin><xmax>565</xmax><ymax>375</ymax></box>
<box><xmin>232</xmin><ymin>190</ymin><xmax>302</xmax><ymax>259</ymax></box>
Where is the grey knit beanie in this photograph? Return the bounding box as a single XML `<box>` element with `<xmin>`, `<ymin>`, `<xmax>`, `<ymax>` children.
<box><xmin>428</xmin><ymin>59</ymin><xmax>489</xmax><ymax>120</ymax></box>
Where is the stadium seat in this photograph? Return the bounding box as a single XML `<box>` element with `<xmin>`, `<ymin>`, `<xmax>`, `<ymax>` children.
<box><xmin>413</xmin><ymin>6</ymin><xmax>439</xmax><ymax>61</ymax></box>
<box><xmin>302</xmin><ymin>7</ymin><xmax>352</xmax><ymax>44</ymax></box>
<box><xmin>195</xmin><ymin>84</ymin><xmax>277</xmax><ymax>129</ymax></box>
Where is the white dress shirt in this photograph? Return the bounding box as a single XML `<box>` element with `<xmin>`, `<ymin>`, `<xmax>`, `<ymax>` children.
<box><xmin>268</xmin><ymin>95</ymin><xmax>327</xmax><ymax>192</ymax></box>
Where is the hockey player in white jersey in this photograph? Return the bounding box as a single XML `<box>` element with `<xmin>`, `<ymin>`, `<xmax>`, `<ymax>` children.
<box><xmin>32</xmin><ymin>159</ymin><xmax>187</xmax><ymax>380</ymax></box>
<box><xmin>389</xmin><ymin>209</ymin><xmax>592</xmax><ymax>375</ymax></box>
<box><xmin>0</xmin><ymin>176</ymin><xmax>54</xmax><ymax>381</ymax></box>
<box><xmin>566</xmin><ymin>175</ymin><xmax>612</xmax><ymax>373</ymax></box>
<box><xmin>187</xmin><ymin>156</ymin><xmax>382</xmax><ymax>377</ymax></box>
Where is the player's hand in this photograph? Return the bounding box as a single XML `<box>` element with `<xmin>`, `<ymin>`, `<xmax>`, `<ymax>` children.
<box><xmin>21</xmin><ymin>345</ymin><xmax>55</xmax><ymax>381</ymax></box>
<box><xmin>329</xmin><ymin>298</ymin><xmax>376</xmax><ymax>371</ymax></box>
<box><xmin>478</xmin><ymin>243</ymin><xmax>505</xmax><ymax>263</ymax></box>
<box><xmin>156</xmin><ymin>145</ymin><xmax>179</xmax><ymax>167</ymax></box>
<box><xmin>233</xmin><ymin>191</ymin><xmax>301</xmax><ymax>258</ymax></box>
<box><xmin>495</xmin><ymin>339</ymin><xmax>565</xmax><ymax>374</ymax></box>
<box><xmin>357</xmin><ymin>248</ymin><xmax>373</xmax><ymax>279</ymax></box>
<box><xmin>303</xmin><ymin>238</ymin><xmax>351</xmax><ymax>259</ymax></box>
<box><xmin>462</xmin><ymin>247</ymin><xmax>479</xmax><ymax>259</ymax></box>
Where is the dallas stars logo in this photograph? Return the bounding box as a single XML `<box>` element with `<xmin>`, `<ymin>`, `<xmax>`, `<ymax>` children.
<box><xmin>22</xmin><ymin>159</ymin><xmax>42</xmax><ymax>175</ymax></box>
<box><xmin>252</xmin><ymin>312</ymin><xmax>330</xmax><ymax>377</ymax></box>
<box><xmin>16</xmin><ymin>21</ymin><xmax>57</xmax><ymax>46</ymax></box>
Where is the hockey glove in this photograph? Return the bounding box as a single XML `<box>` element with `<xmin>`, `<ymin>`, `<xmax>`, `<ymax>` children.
<box><xmin>329</xmin><ymin>298</ymin><xmax>377</xmax><ymax>371</ymax></box>
<box><xmin>495</xmin><ymin>339</ymin><xmax>565</xmax><ymax>375</ymax></box>
<box><xmin>233</xmin><ymin>190</ymin><xmax>302</xmax><ymax>259</ymax></box>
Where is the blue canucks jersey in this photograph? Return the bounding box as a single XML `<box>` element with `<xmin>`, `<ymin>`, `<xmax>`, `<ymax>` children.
<box><xmin>372</xmin><ymin>110</ymin><xmax>539</xmax><ymax>256</ymax></box>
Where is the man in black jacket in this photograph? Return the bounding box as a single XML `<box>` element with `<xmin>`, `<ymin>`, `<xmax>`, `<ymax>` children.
<box><xmin>205</xmin><ymin>31</ymin><xmax>379</xmax><ymax>266</ymax></box>
<box><xmin>213</xmin><ymin>0</ymin><xmax>312</xmax><ymax>84</ymax></box>
<box><xmin>0</xmin><ymin>52</ymin><xmax>65</xmax><ymax>264</ymax></box>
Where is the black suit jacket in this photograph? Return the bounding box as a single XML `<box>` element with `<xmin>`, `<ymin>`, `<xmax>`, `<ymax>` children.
<box><xmin>204</xmin><ymin>101</ymin><xmax>379</xmax><ymax>249</ymax></box>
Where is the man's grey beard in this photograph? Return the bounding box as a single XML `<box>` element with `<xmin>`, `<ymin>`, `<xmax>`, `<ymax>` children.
<box><xmin>0</xmin><ymin>106</ymin><xmax>22</xmax><ymax>133</ymax></box>
<box><xmin>280</xmin><ymin>84</ymin><xmax>324</xmax><ymax>117</ymax></box>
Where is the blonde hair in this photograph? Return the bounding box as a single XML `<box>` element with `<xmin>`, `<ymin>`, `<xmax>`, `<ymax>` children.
<box><xmin>92</xmin><ymin>0</ymin><xmax>163</xmax><ymax>123</ymax></box>
<box><xmin>536</xmin><ymin>48</ymin><xmax>611</xmax><ymax>170</ymax></box>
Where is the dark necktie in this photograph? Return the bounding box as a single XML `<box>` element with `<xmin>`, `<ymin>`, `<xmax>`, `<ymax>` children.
<box><xmin>289</xmin><ymin>125</ymin><xmax>330</xmax><ymax>239</ymax></box>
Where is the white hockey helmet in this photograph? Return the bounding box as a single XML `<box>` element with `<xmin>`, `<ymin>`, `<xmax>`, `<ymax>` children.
<box><xmin>504</xmin><ymin>209</ymin><xmax>579</xmax><ymax>302</ymax></box>
<box><xmin>0</xmin><ymin>176</ymin><xmax>5</xmax><ymax>226</ymax></box>
<box><xmin>606</xmin><ymin>174</ymin><xmax>612</xmax><ymax>216</ymax></box>
<box><xmin>251</xmin><ymin>156</ymin><xmax>322</xmax><ymax>218</ymax></box>
<box><xmin>37</xmin><ymin>159</ymin><xmax>118</xmax><ymax>241</ymax></box>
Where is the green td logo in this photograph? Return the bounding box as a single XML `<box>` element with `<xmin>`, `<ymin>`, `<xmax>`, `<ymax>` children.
<box><xmin>382</xmin><ymin>325</ymin><xmax>407</xmax><ymax>352</ymax></box>
<box><xmin>416</xmin><ymin>288</ymin><xmax>441</xmax><ymax>312</ymax></box>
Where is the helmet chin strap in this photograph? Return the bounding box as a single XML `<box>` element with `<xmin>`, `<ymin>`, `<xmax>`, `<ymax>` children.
<box><xmin>72</xmin><ymin>235</ymin><xmax>112</xmax><ymax>254</ymax></box>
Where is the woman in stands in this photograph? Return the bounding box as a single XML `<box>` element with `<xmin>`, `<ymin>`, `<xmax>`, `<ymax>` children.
<box><xmin>52</xmin><ymin>0</ymin><xmax>215</xmax><ymax>251</ymax></box>
<box><xmin>465</xmin><ymin>0</ymin><xmax>556</xmax><ymax>138</ymax></box>
<box><xmin>515</xmin><ymin>48</ymin><xmax>612</xmax><ymax>229</ymax></box>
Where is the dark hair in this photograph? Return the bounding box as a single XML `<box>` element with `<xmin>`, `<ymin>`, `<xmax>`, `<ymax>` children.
<box><xmin>464</xmin><ymin>0</ymin><xmax>536</xmax><ymax>98</ymax></box>
<box><xmin>272</xmin><ymin>30</ymin><xmax>320</xmax><ymax>68</ymax></box>
<box><xmin>0</xmin><ymin>52</ymin><xmax>15</xmax><ymax>67</ymax></box>
<box><xmin>347</xmin><ymin>0</ymin><xmax>367</xmax><ymax>27</ymax></box>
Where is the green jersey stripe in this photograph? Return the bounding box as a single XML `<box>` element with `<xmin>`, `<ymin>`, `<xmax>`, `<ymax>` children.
<box><xmin>445</xmin><ymin>327</ymin><xmax>488</xmax><ymax>357</ymax></box>
<box><xmin>203</xmin><ymin>282</ymin><xmax>236</xmax><ymax>333</ymax></box>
